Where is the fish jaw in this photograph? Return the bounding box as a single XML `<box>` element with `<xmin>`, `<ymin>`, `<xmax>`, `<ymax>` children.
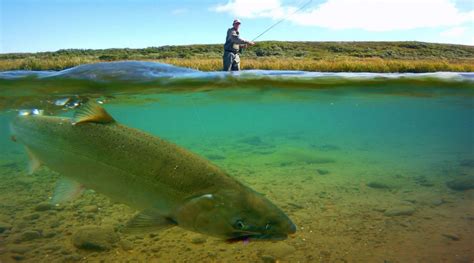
<box><xmin>174</xmin><ymin>187</ymin><xmax>296</xmax><ymax>241</ymax></box>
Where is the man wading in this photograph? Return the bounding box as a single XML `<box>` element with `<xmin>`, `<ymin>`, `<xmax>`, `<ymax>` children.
<box><xmin>223</xmin><ymin>19</ymin><xmax>255</xmax><ymax>71</ymax></box>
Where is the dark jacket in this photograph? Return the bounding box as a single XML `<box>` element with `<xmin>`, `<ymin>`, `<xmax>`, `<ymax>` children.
<box><xmin>224</xmin><ymin>27</ymin><xmax>250</xmax><ymax>53</ymax></box>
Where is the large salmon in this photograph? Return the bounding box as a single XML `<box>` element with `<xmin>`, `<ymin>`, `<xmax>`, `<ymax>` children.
<box><xmin>10</xmin><ymin>101</ymin><xmax>296</xmax><ymax>241</ymax></box>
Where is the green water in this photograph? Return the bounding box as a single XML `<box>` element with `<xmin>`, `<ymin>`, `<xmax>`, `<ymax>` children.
<box><xmin>0</xmin><ymin>63</ymin><xmax>473</xmax><ymax>262</ymax></box>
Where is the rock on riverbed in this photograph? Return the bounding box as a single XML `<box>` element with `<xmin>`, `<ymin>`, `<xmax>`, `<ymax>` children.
<box><xmin>367</xmin><ymin>181</ymin><xmax>391</xmax><ymax>189</ymax></box>
<box><xmin>72</xmin><ymin>225</ymin><xmax>119</xmax><ymax>251</ymax></box>
<box><xmin>12</xmin><ymin>230</ymin><xmax>42</xmax><ymax>243</ymax></box>
<box><xmin>384</xmin><ymin>206</ymin><xmax>415</xmax><ymax>216</ymax></box>
<box><xmin>261</xmin><ymin>242</ymin><xmax>296</xmax><ymax>260</ymax></box>
<box><xmin>0</xmin><ymin>221</ymin><xmax>12</xmax><ymax>233</ymax></box>
<box><xmin>446</xmin><ymin>177</ymin><xmax>474</xmax><ymax>191</ymax></box>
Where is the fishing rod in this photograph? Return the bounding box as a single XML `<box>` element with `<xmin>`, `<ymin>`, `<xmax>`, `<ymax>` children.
<box><xmin>239</xmin><ymin>0</ymin><xmax>313</xmax><ymax>54</ymax></box>
<box><xmin>251</xmin><ymin>0</ymin><xmax>313</xmax><ymax>42</ymax></box>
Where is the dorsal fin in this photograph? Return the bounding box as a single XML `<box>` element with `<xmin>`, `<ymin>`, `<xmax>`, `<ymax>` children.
<box><xmin>73</xmin><ymin>100</ymin><xmax>115</xmax><ymax>125</ymax></box>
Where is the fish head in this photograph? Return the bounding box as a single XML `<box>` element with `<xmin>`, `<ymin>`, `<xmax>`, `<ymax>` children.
<box><xmin>10</xmin><ymin>111</ymin><xmax>41</xmax><ymax>138</ymax></box>
<box><xmin>176</xmin><ymin>188</ymin><xmax>296</xmax><ymax>241</ymax></box>
<box><xmin>10</xmin><ymin>114</ymin><xmax>50</xmax><ymax>145</ymax></box>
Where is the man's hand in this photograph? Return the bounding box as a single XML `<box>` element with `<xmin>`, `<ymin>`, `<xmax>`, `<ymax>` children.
<box><xmin>239</xmin><ymin>42</ymin><xmax>255</xmax><ymax>49</ymax></box>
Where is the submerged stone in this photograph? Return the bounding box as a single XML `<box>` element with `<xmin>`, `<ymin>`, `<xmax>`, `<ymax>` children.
<box><xmin>191</xmin><ymin>237</ymin><xmax>207</xmax><ymax>244</ymax></box>
<box><xmin>252</xmin><ymin>150</ymin><xmax>275</xmax><ymax>155</ymax></box>
<box><xmin>279</xmin><ymin>161</ymin><xmax>293</xmax><ymax>167</ymax></box>
<box><xmin>119</xmin><ymin>240</ymin><xmax>134</xmax><ymax>251</ymax></box>
<box><xmin>305</xmin><ymin>158</ymin><xmax>335</xmax><ymax>164</ymax></box>
<box><xmin>316</xmin><ymin>169</ymin><xmax>330</xmax><ymax>175</ymax></box>
<box><xmin>402</xmin><ymin>198</ymin><xmax>417</xmax><ymax>204</ymax></box>
<box><xmin>287</xmin><ymin>202</ymin><xmax>304</xmax><ymax>209</ymax></box>
<box><xmin>414</xmin><ymin>176</ymin><xmax>434</xmax><ymax>187</ymax></box>
<box><xmin>442</xmin><ymin>233</ymin><xmax>460</xmax><ymax>241</ymax></box>
<box><xmin>459</xmin><ymin>159</ymin><xmax>474</xmax><ymax>168</ymax></box>
<box><xmin>262</xmin><ymin>243</ymin><xmax>296</xmax><ymax>259</ymax></box>
<box><xmin>261</xmin><ymin>255</ymin><xmax>277</xmax><ymax>263</ymax></box>
<box><xmin>72</xmin><ymin>226</ymin><xmax>119</xmax><ymax>251</ymax></box>
<box><xmin>82</xmin><ymin>205</ymin><xmax>99</xmax><ymax>213</ymax></box>
<box><xmin>367</xmin><ymin>182</ymin><xmax>391</xmax><ymax>189</ymax></box>
<box><xmin>22</xmin><ymin>213</ymin><xmax>40</xmax><ymax>220</ymax></box>
<box><xmin>13</xmin><ymin>230</ymin><xmax>41</xmax><ymax>243</ymax></box>
<box><xmin>446</xmin><ymin>177</ymin><xmax>474</xmax><ymax>191</ymax></box>
<box><xmin>418</xmin><ymin>181</ymin><xmax>434</xmax><ymax>187</ymax></box>
<box><xmin>8</xmin><ymin>244</ymin><xmax>33</xmax><ymax>254</ymax></box>
<box><xmin>311</xmin><ymin>144</ymin><xmax>341</xmax><ymax>151</ymax></box>
<box><xmin>238</xmin><ymin>136</ymin><xmax>266</xmax><ymax>146</ymax></box>
<box><xmin>11</xmin><ymin>254</ymin><xmax>25</xmax><ymax>261</ymax></box>
<box><xmin>384</xmin><ymin>206</ymin><xmax>415</xmax><ymax>216</ymax></box>
<box><xmin>34</xmin><ymin>202</ymin><xmax>53</xmax><ymax>212</ymax></box>
<box><xmin>0</xmin><ymin>221</ymin><xmax>12</xmax><ymax>233</ymax></box>
<box><xmin>205</xmin><ymin>154</ymin><xmax>226</xmax><ymax>161</ymax></box>
<box><xmin>63</xmin><ymin>254</ymin><xmax>82</xmax><ymax>261</ymax></box>
<box><xmin>0</xmin><ymin>162</ymin><xmax>19</xmax><ymax>169</ymax></box>
<box><xmin>43</xmin><ymin>231</ymin><xmax>57</xmax><ymax>238</ymax></box>
<box><xmin>43</xmin><ymin>244</ymin><xmax>62</xmax><ymax>252</ymax></box>
<box><xmin>430</xmin><ymin>199</ymin><xmax>444</xmax><ymax>206</ymax></box>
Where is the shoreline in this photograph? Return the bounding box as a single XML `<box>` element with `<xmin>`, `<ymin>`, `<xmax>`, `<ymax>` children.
<box><xmin>1</xmin><ymin>41</ymin><xmax>473</xmax><ymax>73</ymax></box>
<box><xmin>1</xmin><ymin>57</ymin><xmax>472</xmax><ymax>73</ymax></box>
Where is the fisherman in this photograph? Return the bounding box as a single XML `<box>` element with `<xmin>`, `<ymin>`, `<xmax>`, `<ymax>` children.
<box><xmin>223</xmin><ymin>19</ymin><xmax>255</xmax><ymax>71</ymax></box>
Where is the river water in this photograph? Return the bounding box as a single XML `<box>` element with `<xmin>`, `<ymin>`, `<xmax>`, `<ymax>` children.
<box><xmin>0</xmin><ymin>61</ymin><xmax>473</xmax><ymax>262</ymax></box>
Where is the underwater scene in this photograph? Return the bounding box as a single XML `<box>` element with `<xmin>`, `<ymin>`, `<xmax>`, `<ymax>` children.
<box><xmin>0</xmin><ymin>62</ymin><xmax>473</xmax><ymax>262</ymax></box>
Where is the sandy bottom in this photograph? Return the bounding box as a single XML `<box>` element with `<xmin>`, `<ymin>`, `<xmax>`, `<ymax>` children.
<box><xmin>0</xmin><ymin>133</ymin><xmax>473</xmax><ymax>263</ymax></box>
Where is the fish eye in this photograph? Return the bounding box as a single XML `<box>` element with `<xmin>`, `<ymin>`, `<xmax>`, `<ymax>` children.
<box><xmin>234</xmin><ymin>220</ymin><xmax>245</xmax><ymax>230</ymax></box>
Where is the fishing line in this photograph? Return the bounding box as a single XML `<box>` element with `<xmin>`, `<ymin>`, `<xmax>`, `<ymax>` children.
<box><xmin>251</xmin><ymin>0</ymin><xmax>313</xmax><ymax>42</ymax></box>
<box><xmin>192</xmin><ymin>1</ymin><xmax>313</xmax><ymax>143</ymax></box>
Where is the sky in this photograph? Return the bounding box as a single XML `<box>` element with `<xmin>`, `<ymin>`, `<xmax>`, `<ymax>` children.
<box><xmin>0</xmin><ymin>0</ymin><xmax>473</xmax><ymax>53</ymax></box>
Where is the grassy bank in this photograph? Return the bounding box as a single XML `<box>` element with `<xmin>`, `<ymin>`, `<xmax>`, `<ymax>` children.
<box><xmin>159</xmin><ymin>57</ymin><xmax>474</xmax><ymax>72</ymax></box>
<box><xmin>1</xmin><ymin>41</ymin><xmax>473</xmax><ymax>72</ymax></box>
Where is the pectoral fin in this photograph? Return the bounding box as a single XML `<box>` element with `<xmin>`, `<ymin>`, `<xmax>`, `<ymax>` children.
<box><xmin>123</xmin><ymin>209</ymin><xmax>176</xmax><ymax>234</ymax></box>
<box><xmin>51</xmin><ymin>178</ymin><xmax>85</xmax><ymax>205</ymax></box>
<box><xmin>25</xmin><ymin>147</ymin><xmax>41</xmax><ymax>174</ymax></box>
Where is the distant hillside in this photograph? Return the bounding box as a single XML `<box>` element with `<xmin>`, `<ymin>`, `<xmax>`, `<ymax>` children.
<box><xmin>1</xmin><ymin>41</ymin><xmax>473</xmax><ymax>72</ymax></box>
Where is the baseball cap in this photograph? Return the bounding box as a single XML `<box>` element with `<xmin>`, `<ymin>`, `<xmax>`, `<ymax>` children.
<box><xmin>233</xmin><ymin>19</ymin><xmax>241</xmax><ymax>25</ymax></box>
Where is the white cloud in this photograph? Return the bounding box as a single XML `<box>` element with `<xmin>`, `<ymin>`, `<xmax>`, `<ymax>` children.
<box><xmin>213</xmin><ymin>0</ymin><xmax>286</xmax><ymax>18</ymax></box>
<box><xmin>212</xmin><ymin>0</ymin><xmax>474</xmax><ymax>32</ymax></box>
<box><xmin>440</xmin><ymin>26</ymin><xmax>467</xmax><ymax>37</ymax></box>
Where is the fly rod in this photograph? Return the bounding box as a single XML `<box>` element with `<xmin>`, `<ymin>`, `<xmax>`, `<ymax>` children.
<box><xmin>251</xmin><ymin>0</ymin><xmax>313</xmax><ymax>42</ymax></box>
<box><xmin>240</xmin><ymin>0</ymin><xmax>313</xmax><ymax>54</ymax></box>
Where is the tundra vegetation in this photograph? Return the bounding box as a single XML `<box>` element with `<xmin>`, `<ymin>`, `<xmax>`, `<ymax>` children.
<box><xmin>1</xmin><ymin>41</ymin><xmax>473</xmax><ymax>72</ymax></box>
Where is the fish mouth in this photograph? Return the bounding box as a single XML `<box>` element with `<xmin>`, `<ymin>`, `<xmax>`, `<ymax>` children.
<box><xmin>226</xmin><ymin>231</ymin><xmax>288</xmax><ymax>242</ymax></box>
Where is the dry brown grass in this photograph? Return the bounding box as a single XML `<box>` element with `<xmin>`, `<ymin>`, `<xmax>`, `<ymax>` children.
<box><xmin>1</xmin><ymin>57</ymin><xmax>472</xmax><ymax>73</ymax></box>
<box><xmin>0</xmin><ymin>57</ymin><xmax>99</xmax><ymax>71</ymax></box>
<box><xmin>157</xmin><ymin>57</ymin><xmax>474</xmax><ymax>72</ymax></box>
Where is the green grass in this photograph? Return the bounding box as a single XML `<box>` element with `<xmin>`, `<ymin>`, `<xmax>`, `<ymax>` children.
<box><xmin>1</xmin><ymin>41</ymin><xmax>473</xmax><ymax>72</ymax></box>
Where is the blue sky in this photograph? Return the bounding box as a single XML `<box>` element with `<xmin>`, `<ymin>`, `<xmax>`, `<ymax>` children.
<box><xmin>0</xmin><ymin>0</ymin><xmax>473</xmax><ymax>53</ymax></box>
